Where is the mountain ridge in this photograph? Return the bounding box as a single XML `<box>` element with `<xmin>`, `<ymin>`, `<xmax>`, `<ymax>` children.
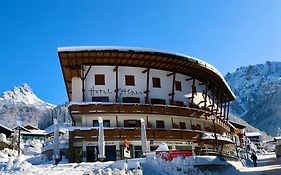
<box><xmin>225</xmin><ymin>61</ymin><xmax>281</xmax><ymax>136</ymax></box>
<box><xmin>0</xmin><ymin>84</ymin><xmax>55</xmax><ymax>128</ymax></box>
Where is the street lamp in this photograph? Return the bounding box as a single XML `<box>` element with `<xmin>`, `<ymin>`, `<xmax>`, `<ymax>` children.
<box><xmin>211</xmin><ymin>115</ymin><xmax>218</xmax><ymax>152</ymax></box>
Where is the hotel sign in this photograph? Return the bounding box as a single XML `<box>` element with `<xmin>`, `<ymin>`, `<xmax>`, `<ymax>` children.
<box><xmin>89</xmin><ymin>87</ymin><xmax>144</xmax><ymax>96</ymax></box>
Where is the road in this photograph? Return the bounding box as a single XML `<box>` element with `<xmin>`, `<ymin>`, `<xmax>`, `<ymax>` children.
<box><xmin>239</xmin><ymin>153</ymin><xmax>281</xmax><ymax>175</ymax></box>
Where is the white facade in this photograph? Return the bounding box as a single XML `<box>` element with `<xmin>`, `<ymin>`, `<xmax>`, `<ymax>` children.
<box><xmin>71</xmin><ymin>66</ymin><xmax>217</xmax><ymax>112</ymax></box>
<box><xmin>77</xmin><ymin>113</ymin><xmax>215</xmax><ymax>130</ymax></box>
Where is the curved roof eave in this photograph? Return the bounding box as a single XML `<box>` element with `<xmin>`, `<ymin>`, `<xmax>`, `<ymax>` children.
<box><xmin>58</xmin><ymin>46</ymin><xmax>236</xmax><ymax>101</ymax></box>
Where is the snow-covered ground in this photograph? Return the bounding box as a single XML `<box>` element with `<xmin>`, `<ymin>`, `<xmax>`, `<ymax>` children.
<box><xmin>0</xmin><ymin>140</ymin><xmax>280</xmax><ymax>175</ymax></box>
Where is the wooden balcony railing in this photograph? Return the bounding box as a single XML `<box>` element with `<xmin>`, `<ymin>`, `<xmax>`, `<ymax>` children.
<box><xmin>70</xmin><ymin>128</ymin><xmax>203</xmax><ymax>142</ymax></box>
<box><xmin>70</xmin><ymin>103</ymin><xmax>230</xmax><ymax>132</ymax></box>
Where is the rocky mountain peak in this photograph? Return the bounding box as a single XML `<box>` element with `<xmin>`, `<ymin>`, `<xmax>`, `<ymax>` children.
<box><xmin>225</xmin><ymin>61</ymin><xmax>281</xmax><ymax>136</ymax></box>
<box><xmin>0</xmin><ymin>84</ymin><xmax>54</xmax><ymax>109</ymax></box>
<box><xmin>0</xmin><ymin>84</ymin><xmax>56</xmax><ymax>128</ymax></box>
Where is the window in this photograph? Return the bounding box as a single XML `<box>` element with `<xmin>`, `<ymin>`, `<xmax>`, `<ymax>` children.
<box><xmin>156</xmin><ymin>120</ymin><xmax>165</xmax><ymax>128</ymax></box>
<box><xmin>152</xmin><ymin>77</ymin><xmax>161</xmax><ymax>88</ymax></box>
<box><xmin>124</xmin><ymin>120</ymin><xmax>141</xmax><ymax>127</ymax></box>
<box><xmin>122</xmin><ymin>97</ymin><xmax>140</xmax><ymax>103</ymax></box>
<box><xmin>151</xmin><ymin>98</ymin><xmax>166</xmax><ymax>105</ymax></box>
<box><xmin>175</xmin><ymin>146</ymin><xmax>192</xmax><ymax>151</ymax></box>
<box><xmin>192</xmin><ymin>124</ymin><xmax>201</xmax><ymax>130</ymax></box>
<box><xmin>92</xmin><ymin>96</ymin><xmax>109</xmax><ymax>102</ymax></box>
<box><xmin>134</xmin><ymin>146</ymin><xmax>143</xmax><ymax>158</ymax></box>
<box><xmin>179</xmin><ymin>122</ymin><xmax>186</xmax><ymax>129</ymax></box>
<box><xmin>125</xmin><ymin>75</ymin><xmax>135</xmax><ymax>86</ymax></box>
<box><xmin>175</xmin><ymin>81</ymin><xmax>182</xmax><ymax>91</ymax></box>
<box><xmin>95</xmin><ymin>74</ymin><xmax>105</xmax><ymax>85</ymax></box>
<box><xmin>172</xmin><ymin>101</ymin><xmax>184</xmax><ymax>106</ymax></box>
<box><xmin>93</xmin><ymin>120</ymin><xmax>110</xmax><ymax>127</ymax></box>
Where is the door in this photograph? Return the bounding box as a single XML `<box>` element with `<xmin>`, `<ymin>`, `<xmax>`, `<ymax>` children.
<box><xmin>86</xmin><ymin>146</ymin><xmax>98</xmax><ymax>162</ymax></box>
<box><xmin>105</xmin><ymin>145</ymin><xmax>116</xmax><ymax>161</ymax></box>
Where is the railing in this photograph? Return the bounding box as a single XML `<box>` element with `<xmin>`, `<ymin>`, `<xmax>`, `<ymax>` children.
<box><xmin>70</xmin><ymin>128</ymin><xmax>202</xmax><ymax>142</ymax></box>
<box><xmin>70</xmin><ymin>103</ymin><xmax>230</xmax><ymax>132</ymax></box>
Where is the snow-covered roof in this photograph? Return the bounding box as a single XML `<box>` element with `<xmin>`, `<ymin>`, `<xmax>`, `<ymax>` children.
<box><xmin>46</xmin><ymin>129</ymin><xmax>66</xmax><ymax>135</ymax></box>
<box><xmin>58</xmin><ymin>46</ymin><xmax>222</xmax><ymax>79</ymax></box>
<box><xmin>24</xmin><ymin>124</ymin><xmax>40</xmax><ymax>130</ymax></box>
<box><xmin>201</xmin><ymin>133</ymin><xmax>234</xmax><ymax>143</ymax></box>
<box><xmin>245</xmin><ymin>132</ymin><xmax>262</xmax><ymax>137</ymax></box>
<box><xmin>21</xmin><ymin>130</ymin><xmax>46</xmax><ymax>136</ymax></box>
<box><xmin>229</xmin><ymin>121</ymin><xmax>246</xmax><ymax>129</ymax></box>
<box><xmin>58</xmin><ymin>46</ymin><xmax>235</xmax><ymax>102</ymax></box>
<box><xmin>0</xmin><ymin>123</ymin><xmax>12</xmax><ymax>132</ymax></box>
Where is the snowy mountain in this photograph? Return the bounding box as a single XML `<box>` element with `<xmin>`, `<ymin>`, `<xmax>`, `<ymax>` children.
<box><xmin>0</xmin><ymin>84</ymin><xmax>55</xmax><ymax>128</ymax></box>
<box><xmin>0</xmin><ymin>84</ymin><xmax>54</xmax><ymax>109</ymax></box>
<box><xmin>225</xmin><ymin>61</ymin><xmax>281</xmax><ymax>136</ymax></box>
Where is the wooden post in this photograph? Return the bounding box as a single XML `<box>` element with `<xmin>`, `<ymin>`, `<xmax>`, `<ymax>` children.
<box><xmin>220</xmin><ymin>101</ymin><xmax>223</xmax><ymax>117</ymax></box>
<box><xmin>226</xmin><ymin>101</ymin><xmax>230</xmax><ymax>121</ymax></box>
<box><xmin>142</xmin><ymin>67</ymin><xmax>150</xmax><ymax>104</ymax></box>
<box><xmin>81</xmin><ymin>66</ymin><xmax>85</xmax><ymax>102</ymax></box>
<box><xmin>116</xmin><ymin>115</ymin><xmax>119</xmax><ymax>127</ymax></box>
<box><xmin>170</xmin><ymin>73</ymin><xmax>176</xmax><ymax>105</ymax></box>
<box><xmin>211</xmin><ymin>87</ymin><xmax>216</xmax><ymax>112</ymax></box>
<box><xmin>114</xmin><ymin>66</ymin><xmax>119</xmax><ymax>103</ymax></box>
<box><xmin>216</xmin><ymin>92</ymin><xmax>220</xmax><ymax>115</ymax></box>
<box><xmin>191</xmin><ymin>78</ymin><xmax>196</xmax><ymax>107</ymax></box>
<box><xmin>204</xmin><ymin>83</ymin><xmax>208</xmax><ymax>109</ymax></box>
<box><xmin>81</xmin><ymin>65</ymin><xmax>92</xmax><ymax>102</ymax></box>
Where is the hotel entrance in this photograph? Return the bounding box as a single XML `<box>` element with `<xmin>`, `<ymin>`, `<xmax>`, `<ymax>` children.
<box><xmin>86</xmin><ymin>145</ymin><xmax>117</xmax><ymax>162</ymax></box>
<box><xmin>105</xmin><ymin>145</ymin><xmax>116</xmax><ymax>161</ymax></box>
<box><xmin>86</xmin><ymin>146</ymin><xmax>98</xmax><ymax>162</ymax></box>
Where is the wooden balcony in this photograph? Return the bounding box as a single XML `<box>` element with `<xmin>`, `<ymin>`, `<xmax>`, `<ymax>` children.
<box><xmin>70</xmin><ymin>128</ymin><xmax>203</xmax><ymax>142</ymax></box>
<box><xmin>70</xmin><ymin>103</ymin><xmax>210</xmax><ymax>117</ymax></box>
<box><xmin>69</xmin><ymin>103</ymin><xmax>230</xmax><ymax>132</ymax></box>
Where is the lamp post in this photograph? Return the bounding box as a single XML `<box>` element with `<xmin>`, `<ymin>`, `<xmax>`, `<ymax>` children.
<box><xmin>16</xmin><ymin>116</ymin><xmax>23</xmax><ymax>158</ymax></box>
<box><xmin>211</xmin><ymin>115</ymin><xmax>218</xmax><ymax>152</ymax></box>
<box><xmin>53</xmin><ymin>118</ymin><xmax>60</xmax><ymax>165</ymax></box>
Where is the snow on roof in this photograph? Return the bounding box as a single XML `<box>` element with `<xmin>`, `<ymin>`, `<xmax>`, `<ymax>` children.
<box><xmin>245</xmin><ymin>132</ymin><xmax>262</xmax><ymax>137</ymax></box>
<box><xmin>24</xmin><ymin>124</ymin><xmax>39</xmax><ymax>130</ymax></box>
<box><xmin>58</xmin><ymin>46</ymin><xmax>234</xmax><ymax>98</ymax></box>
<box><xmin>27</xmin><ymin>129</ymin><xmax>45</xmax><ymax>135</ymax></box>
<box><xmin>12</xmin><ymin>126</ymin><xmax>30</xmax><ymax>132</ymax></box>
<box><xmin>201</xmin><ymin>133</ymin><xmax>234</xmax><ymax>143</ymax></box>
<box><xmin>57</xmin><ymin>46</ymin><xmax>220</xmax><ymax>75</ymax></box>
<box><xmin>0</xmin><ymin>123</ymin><xmax>12</xmax><ymax>132</ymax></box>
<box><xmin>58</xmin><ymin>46</ymin><xmax>196</xmax><ymax>60</ymax></box>
<box><xmin>46</xmin><ymin>129</ymin><xmax>66</xmax><ymax>135</ymax></box>
<box><xmin>21</xmin><ymin>130</ymin><xmax>46</xmax><ymax>136</ymax></box>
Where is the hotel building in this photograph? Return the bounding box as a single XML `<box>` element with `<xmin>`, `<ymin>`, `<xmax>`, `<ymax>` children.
<box><xmin>58</xmin><ymin>46</ymin><xmax>235</xmax><ymax>162</ymax></box>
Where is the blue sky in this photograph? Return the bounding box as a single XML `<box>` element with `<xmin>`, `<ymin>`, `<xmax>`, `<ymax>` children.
<box><xmin>0</xmin><ymin>0</ymin><xmax>281</xmax><ymax>104</ymax></box>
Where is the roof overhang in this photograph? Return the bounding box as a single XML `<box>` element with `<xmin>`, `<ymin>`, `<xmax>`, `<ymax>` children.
<box><xmin>58</xmin><ymin>46</ymin><xmax>236</xmax><ymax>102</ymax></box>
